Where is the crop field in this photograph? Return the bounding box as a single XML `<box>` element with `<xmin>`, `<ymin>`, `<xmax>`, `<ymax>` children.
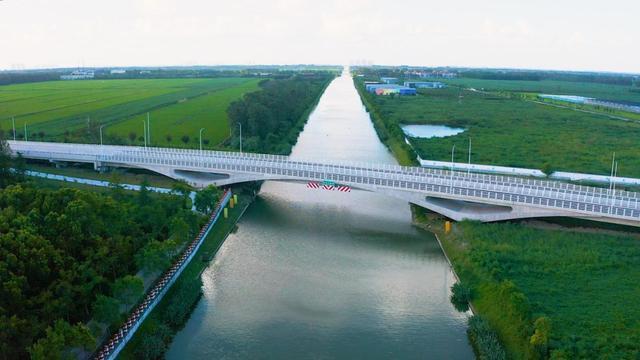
<box><xmin>365</xmin><ymin>86</ymin><xmax>640</xmax><ymax>177</ymax></box>
<box><xmin>0</xmin><ymin>78</ymin><xmax>260</xmax><ymax>146</ymax></box>
<box><xmin>441</xmin><ymin>78</ymin><xmax>640</xmax><ymax>104</ymax></box>
<box><xmin>107</xmin><ymin>79</ymin><xmax>259</xmax><ymax>147</ymax></box>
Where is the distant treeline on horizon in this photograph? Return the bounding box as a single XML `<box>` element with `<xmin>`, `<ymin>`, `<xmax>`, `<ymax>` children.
<box><xmin>353</xmin><ymin>66</ymin><xmax>640</xmax><ymax>87</ymax></box>
<box><xmin>0</xmin><ymin>65</ymin><xmax>342</xmax><ymax>86</ymax></box>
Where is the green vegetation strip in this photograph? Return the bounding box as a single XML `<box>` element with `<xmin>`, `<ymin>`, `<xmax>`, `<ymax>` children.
<box><xmin>119</xmin><ymin>191</ymin><xmax>252</xmax><ymax>359</ymax></box>
<box><xmin>430</xmin><ymin>218</ymin><xmax>640</xmax><ymax>359</ymax></box>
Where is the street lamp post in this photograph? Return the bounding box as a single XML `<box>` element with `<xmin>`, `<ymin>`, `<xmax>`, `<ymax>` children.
<box><xmin>142</xmin><ymin>120</ymin><xmax>147</xmax><ymax>148</ymax></box>
<box><xmin>12</xmin><ymin>117</ymin><xmax>16</xmax><ymax>141</ymax></box>
<box><xmin>147</xmin><ymin>112</ymin><xmax>151</xmax><ymax>145</ymax></box>
<box><xmin>199</xmin><ymin>128</ymin><xmax>205</xmax><ymax>151</ymax></box>
<box><xmin>450</xmin><ymin>144</ymin><xmax>455</xmax><ymax>193</ymax></box>
<box><xmin>99</xmin><ymin>125</ymin><xmax>105</xmax><ymax>146</ymax></box>
<box><xmin>467</xmin><ymin>138</ymin><xmax>471</xmax><ymax>176</ymax></box>
<box><xmin>238</xmin><ymin>122</ymin><xmax>242</xmax><ymax>153</ymax></box>
<box><xmin>24</xmin><ymin>123</ymin><xmax>28</xmax><ymax>142</ymax></box>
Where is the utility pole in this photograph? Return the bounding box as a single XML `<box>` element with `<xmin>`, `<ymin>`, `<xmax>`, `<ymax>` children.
<box><xmin>147</xmin><ymin>112</ymin><xmax>151</xmax><ymax>145</ymax></box>
<box><xmin>199</xmin><ymin>128</ymin><xmax>205</xmax><ymax>151</ymax></box>
<box><xmin>467</xmin><ymin>138</ymin><xmax>471</xmax><ymax>176</ymax></box>
<box><xmin>24</xmin><ymin>123</ymin><xmax>28</xmax><ymax>142</ymax></box>
<box><xmin>238</xmin><ymin>122</ymin><xmax>242</xmax><ymax>153</ymax></box>
<box><xmin>142</xmin><ymin>120</ymin><xmax>147</xmax><ymax>148</ymax></box>
<box><xmin>99</xmin><ymin>125</ymin><xmax>105</xmax><ymax>146</ymax></box>
<box><xmin>12</xmin><ymin>117</ymin><xmax>16</xmax><ymax>141</ymax></box>
<box><xmin>450</xmin><ymin>144</ymin><xmax>455</xmax><ymax>193</ymax></box>
<box><xmin>609</xmin><ymin>152</ymin><xmax>616</xmax><ymax>191</ymax></box>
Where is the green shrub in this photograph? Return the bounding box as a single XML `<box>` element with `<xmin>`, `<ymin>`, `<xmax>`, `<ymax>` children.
<box><xmin>450</xmin><ymin>282</ymin><xmax>473</xmax><ymax>312</ymax></box>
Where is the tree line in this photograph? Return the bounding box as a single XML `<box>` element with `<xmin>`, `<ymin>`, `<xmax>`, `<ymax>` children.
<box><xmin>227</xmin><ymin>72</ymin><xmax>334</xmax><ymax>154</ymax></box>
<box><xmin>0</xmin><ymin>139</ymin><xmax>207</xmax><ymax>359</ymax></box>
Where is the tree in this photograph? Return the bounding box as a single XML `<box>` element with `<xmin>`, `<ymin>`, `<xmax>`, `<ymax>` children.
<box><xmin>113</xmin><ymin>275</ymin><xmax>144</xmax><ymax>310</ymax></box>
<box><xmin>171</xmin><ymin>179</ymin><xmax>193</xmax><ymax>209</ymax></box>
<box><xmin>194</xmin><ymin>185</ymin><xmax>220</xmax><ymax>213</ymax></box>
<box><xmin>93</xmin><ymin>295</ymin><xmax>121</xmax><ymax>326</ymax></box>
<box><xmin>169</xmin><ymin>216</ymin><xmax>190</xmax><ymax>244</ymax></box>
<box><xmin>135</xmin><ymin>240</ymin><xmax>173</xmax><ymax>275</ymax></box>
<box><xmin>138</xmin><ymin>179</ymin><xmax>151</xmax><ymax>205</ymax></box>
<box><xmin>128</xmin><ymin>132</ymin><xmax>137</xmax><ymax>142</ymax></box>
<box><xmin>165</xmin><ymin>134</ymin><xmax>172</xmax><ymax>143</ymax></box>
<box><xmin>530</xmin><ymin>316</ymin><xmax>551</xmax><ymax>358</ymax></box>
<box><xmin>181</xmin><ymin>135</ymin><xmax>190</xmax><ymax>144</ymax></box>
<box><xmin>0</xmin><ymin>137</ymin><xmax>15</xmax><ymax>187</ymax></box>
<box><xmin>28</xmin><ymin>320</ymin><xmax>94</xmax><ymax>360</ymax></box>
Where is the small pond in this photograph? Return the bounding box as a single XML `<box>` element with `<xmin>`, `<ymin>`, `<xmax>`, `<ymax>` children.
<box><xmin>401</xmin><ymin>124</ymin><xmax>465</xmax><ymax>138</ymax></box>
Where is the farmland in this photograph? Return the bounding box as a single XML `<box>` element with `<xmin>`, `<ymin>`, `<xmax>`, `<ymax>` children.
<box><xmin>356</xmin><ymin>80</ymin><xmax>640</xmax><ymax>177</ymax></box>
<box><xmin>0</xmin><ymin>78</ymin><xmax>260</xmax><ymax>146</ymax></box>
<box><xmin>441</xmin><ymin>78</ymin><xmax>640</xmax><ymax>104</ymax></box>
<box><xmin>107</xmin><ymin>79</ymin><xmax>260</xmax><ymax>147</ymax></box>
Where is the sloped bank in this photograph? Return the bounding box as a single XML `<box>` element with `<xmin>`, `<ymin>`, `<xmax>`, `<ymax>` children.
<box><xmin>117</xmin><ymin>189</ymin><xmax>253</xmax><ymax>359</ymax></box>
<box><xmin>353</xmin><ymin>74</ymin><xmax>640</xmax><ymax>359</ymax></box>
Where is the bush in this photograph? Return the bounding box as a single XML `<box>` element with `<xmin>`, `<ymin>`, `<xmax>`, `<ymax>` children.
<box><xmin>467</xmin><ymin>315</ymin><xmax>507</xmax><ymax>360</ymax></box>
<box><xmin>181</xmin><ymin>135</ymin><xmax>190</xmax><ymax>144</ymax></box>
<box><xmin>450</xmin><ymin>282</ymin><xmax>473</xmax><ymax>312</ymax></box>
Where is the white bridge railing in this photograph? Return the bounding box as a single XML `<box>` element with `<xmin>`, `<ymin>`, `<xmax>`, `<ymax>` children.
<box><xmin>8</xmin><ymin>141</ymin><xmax>640</xmax><ymax>222</ymax></box>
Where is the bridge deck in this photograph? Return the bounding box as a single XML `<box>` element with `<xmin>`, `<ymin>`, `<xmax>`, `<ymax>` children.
<box><xmin>8</xmin><ymin>141</ymin><xmax>640</xmax><ymax>224</ymax></box>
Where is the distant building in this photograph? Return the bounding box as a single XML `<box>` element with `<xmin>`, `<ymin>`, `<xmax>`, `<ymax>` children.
<box><xmin>60</xmin><ymin>70</ymin><xmax>95</xmax><ymax>80</ymax></box>
<box><xmin>380</xmin><ymin>77</ymin><xmax>398</xmax><ymax>84</ymax></box>
<box><xmin>366</xmin><ymin>83</ymin><xmax>416</xmax><ymax>96</ymax></box>
<box><xmin>407</xmin><ymin>70</ymin><xmax>457</xmax><ymax>79</ymax></box>
<box><xmin>404</xmin><ymin>81</ymin><xmax>446</xmax><ymax>89</ymax></box>
<box><xmin>110</xmin><ymin>69</ymin><xmax>126</xmax><ymax>74</ymax></box>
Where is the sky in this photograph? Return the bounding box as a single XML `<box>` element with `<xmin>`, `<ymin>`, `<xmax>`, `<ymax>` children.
<box><xmin>1</xmin><ymin>0</ymin><xmax>639</xmax><ymax>73</ymax></box>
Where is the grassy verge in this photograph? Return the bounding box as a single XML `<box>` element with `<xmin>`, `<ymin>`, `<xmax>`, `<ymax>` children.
<box><xmin>118</xmin><ymin>189</ymin><xmax>253</xmax><ymax>359</ymax></box>
<box><xmin>416</xmin><ymin>213</ymin><xmax>640</xmax><ymax>359</ymax></box>
<box><xmin>24</xmin><ymin>160</ymin><xmax>178</xmax><ymax>188</ymax></box>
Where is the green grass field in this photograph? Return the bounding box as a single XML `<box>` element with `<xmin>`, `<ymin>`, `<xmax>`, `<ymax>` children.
<box><xmin>0</xmin><ymin>78</ymin><xmax>260</xmax><ymax>146</ymax></box>
<box><xmin>107</xmin><ymin>79</ymin><xmax>260</xmax><ymax>148</ymax></box>
<box><xmin>441</xmin><ymin>78</ymin><xmax>640</xmax><ymax>104</ymax></box>
<box><xmin>363</xmin><ymin>85</ymin><xmax>640</xmax><ymax>177</ymax></box>
<box><xmin>437</xmin><ymin>220</ymin><xmax>640</xmax><ymax>359</ymax></box>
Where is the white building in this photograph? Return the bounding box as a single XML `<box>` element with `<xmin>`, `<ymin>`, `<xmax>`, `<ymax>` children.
<box><xmin>60</xmin><ymin>70</ymin><xmax>95</xmax><ymax>80</ymax></box>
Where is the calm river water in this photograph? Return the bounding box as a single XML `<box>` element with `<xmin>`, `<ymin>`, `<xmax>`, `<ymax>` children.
<box><xmin>166</xmin><ymin>69</ymin><xmax>474</xmax><ymax>359</ymax></box>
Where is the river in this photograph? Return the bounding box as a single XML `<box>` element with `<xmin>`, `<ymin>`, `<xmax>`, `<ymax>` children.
<box><xmin>166</xmin><ymin>69</ymin><xmax>474</xmax><ymax>359</ymax></box>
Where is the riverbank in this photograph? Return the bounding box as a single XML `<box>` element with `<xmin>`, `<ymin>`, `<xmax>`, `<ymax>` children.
<box><xmin>352</xmin><ymin>77</ymin><xmax>416</xmax><ymax>166</ymax></box>
<box><xmin>118</xmin><ymin>189</ymin><xmax>254</xmax><ymax>359</ymax></box>
<box><xmin>354</xmin><ymin>72</ymin><xmax>640</xmax><ymax>358</ymax></box>
<box><xmin>412</xmin><ymin>211</ymin><xmax>640</xmax><ymax>359</ymax></box>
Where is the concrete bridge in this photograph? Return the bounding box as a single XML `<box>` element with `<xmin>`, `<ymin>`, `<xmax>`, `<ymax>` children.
<box><xmin>8</xmin><ymin>140</ymin><xmax>640</xmax><ymax>226</ymax></box>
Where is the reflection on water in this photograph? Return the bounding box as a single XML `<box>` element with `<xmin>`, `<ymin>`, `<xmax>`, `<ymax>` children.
<box><xmin>166</xmin><ymin>69</ymin><xmax>473</xmax><ymax>359</ymax></box>
<box><xmin>401</xmin><ymin>124</ymin><xmax>465</xmax><ymax>139</ymax></box>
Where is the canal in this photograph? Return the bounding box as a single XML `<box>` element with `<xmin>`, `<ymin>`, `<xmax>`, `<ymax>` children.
<box><xmin>166</xmin><ymin>69</ymin><xmax>474</xmax><ymax>359</ymax></box>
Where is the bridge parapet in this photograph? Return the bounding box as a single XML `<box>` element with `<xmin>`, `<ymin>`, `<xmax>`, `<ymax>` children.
<box><xmin>7</xmin><ymin>141</ymin><xmax>640</xmax><ymax>226</ymax></box>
